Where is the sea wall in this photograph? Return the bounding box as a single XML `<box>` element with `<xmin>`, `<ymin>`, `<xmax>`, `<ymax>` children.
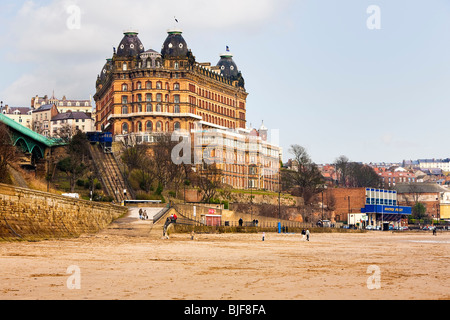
<box><xmin>0</xmin><ymin>183</ymin><xmax>127</xmax><ymax>240</ymax></box>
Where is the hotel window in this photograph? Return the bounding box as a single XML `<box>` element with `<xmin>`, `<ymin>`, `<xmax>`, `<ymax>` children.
<box><xmin>137</xmin><ymin>122</ymin><xmax>142</xmax><ymax>132</ymax></box>
<box><xmin>122</xmin><ymin>84</ymin><xmax>128</xmax><ymax>91</ymax></box>
<box><xmin>174</xmin><ymin>62</ymin><xmax>179</xmax><ymax>70</ymax></box>
<box><xmin>156</xmin><ymin>82</ymin><xmax>162</xmax><ymax>90</ymax></box>
<box><xmin>174</xmin><ymin>95</ymin><xmax>180</xmax><ymax>104</ymax></box>
<box><xmin>146</xmin><ymin>81</ymin><xmax>152</xmax><ymax>89</ymax></box>
<box><xmin>123</xmin><ymin>63</ymin><xmax>127</xmax><ymax>71</ymax></box>
<box><xmin>156</xmin><ymin>104</ymin><xmax>162</xmax><ymax>112</ymax></box>
<box><xmin>122</xmin><ymin>96</ymin><xmax>128</xmax><ymax>104</ymax></box>
<box><xmin>137</xmin><ymin>104</ymin><xmax>142</xmax><ymax>113</ymax></box>
<box><xmin>156</xmin><ymin>121</ymin><xmax>162</xmax><ymax>132</ymax></box>
<box><xmin>122</xmin><ymin>106</ymin><xmax>128</xmax><ymax>114</ymax></box>
<box><xmin>146</xmin><ymin>93</ymin><xmax>152</xmax><ymax>102</ymax></box>
<box><xmin>146</xmin><ymin>104</ymin><xmax>153</xmax><ymax>112</ymax></box>
<box><xmin>174</xmin><ymin>83</ymin><xmax>180</xmax><ymax>91</ymax></box>
<box><xmin>146</xmin><ymin>121</ymin><xmax>153</xmax><ymax>132</ymax></box>
<box><xmin>174</xmin><ymin>122</ymin><xmax>181</xmax><ymax>131</ymax></box>
<box><xmin>137</xmin><ymin>94</ymin><xmax>142</xmax><ymax>102</ymax></box>
<box><xmin>137</xmin><ymin>82</ymin><xmax>142</xmax><ymax>90</ymax></box>
<box><xmin>122</xmin><ymin>123</ymin><xmax>129</xmax><ymax>134</ymax></box>
<box><xmin>156</xmin><ymin>94</ymin><xmax>162</xmax><ymax>102</ymax></box>
<box><xmin>174</xmin><ymin>105</ymin><xmax>180</xmax><ymax>113</ymax></box>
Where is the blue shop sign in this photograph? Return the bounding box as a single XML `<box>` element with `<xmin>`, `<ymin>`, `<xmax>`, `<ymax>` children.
<box><xmin>361</xmin><ymin>205</ymin><xmax>412</xmax><ymax>215</ymax></box>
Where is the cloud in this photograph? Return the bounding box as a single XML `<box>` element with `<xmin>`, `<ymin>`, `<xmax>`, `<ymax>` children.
<box><xmin>1</xmin><ymin>0</ymin><xmax>290</xmax><ymax>106</ymax></box>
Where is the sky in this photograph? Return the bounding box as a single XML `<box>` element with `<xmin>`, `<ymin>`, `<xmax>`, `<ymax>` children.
<box><xmin>0</xmin><ymin>0</ymin><xmax>449</xmax><ymax>165</ymax></box>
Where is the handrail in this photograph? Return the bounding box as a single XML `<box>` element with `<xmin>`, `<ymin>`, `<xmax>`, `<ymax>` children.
<box><xmin>153</xmin><ymin>206</ymin><xmax>171</xmax><ymax>224</ymax></box>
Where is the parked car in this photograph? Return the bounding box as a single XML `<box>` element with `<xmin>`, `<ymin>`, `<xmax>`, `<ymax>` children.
<box><xmin>366</xmin><ymin>225</ymin><xmax>374</xmax><ymax>230</ymax></box>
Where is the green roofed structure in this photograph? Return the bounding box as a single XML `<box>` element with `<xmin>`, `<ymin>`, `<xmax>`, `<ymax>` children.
<box><xmin>0</xmin><ymin>113</ymin><xmax>66</xmax><ymax>161</ymax></box>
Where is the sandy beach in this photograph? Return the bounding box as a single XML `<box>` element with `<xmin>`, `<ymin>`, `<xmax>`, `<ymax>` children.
<box><xmin>0</xmin><ymin>224</ymin><xmax>449</xmax><ymax>300</ymax></box>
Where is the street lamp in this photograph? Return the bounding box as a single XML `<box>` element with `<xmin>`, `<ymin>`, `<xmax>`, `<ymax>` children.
<box><xmin>322</xmin><ymin>184</ymin><xmax>327</xmax><ymax>227</ymax></box>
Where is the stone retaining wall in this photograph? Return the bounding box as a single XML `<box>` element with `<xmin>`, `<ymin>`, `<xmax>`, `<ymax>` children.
<box><xmin>0</xmin><ymin>184</ymin><xmax>127</xmax><ymax>240</ymax></box>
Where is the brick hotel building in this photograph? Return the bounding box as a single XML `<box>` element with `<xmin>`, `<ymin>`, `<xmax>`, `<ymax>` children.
<box><xmin>94</xmin><ymin>29</ymin><xmax>281</xmax><ymax>191</ymax></box>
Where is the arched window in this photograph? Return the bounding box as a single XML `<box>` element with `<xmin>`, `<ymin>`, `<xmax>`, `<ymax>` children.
<box><xmin>146</xmin><ymin>121</ymin><xmax>153</xmax><ymax>132</ymax></box>
<box><xmin>174</xmin><ymin>122</ymin><xmax>181</xmax><ymax>131</ymax></box>
<box><xmin>122</xmin><ymin>123</ymin><xmax>129</xmax><ymax>134</ymax></box>
<box><xmin>146</xmin><ymin>81</ymin><xmax>152</xmax><ymax>89</ymax></box>
<box><xmin>174</xmin><ymin>83</ymin><xmax>180</xmax><ymax>91</ymax></box>
<box><xmin>146</xmin><ymin>104</ymin><xmax>152</xmax><ymax>112</ymax></box>
<box><xmin>137</xmin><ymin>121</ymin><xmax>142</xmax><ymax>132</ymax></box>
<box><xmin>136</xmin><ymin>81</ymin><xmax>142</xmax><ymax>90</ymax></box>
<box><xmin>156</xmin><ymin>82</ymin><xmax>162</xmax><ymax>90</ymax></box>
<box><xmin>165</xmin><ymin>122</ymin><xmax>169</xmax><ymax>132</ymax></box>
<box><xmin>137</xmin><ymin>104</ymin><xmax>142</xmax><ymax>113</ymax></box>
<box><xmin>156</xmin><ymin>121</ymin><xmax>162</xmax><ymax>132</ymax></box>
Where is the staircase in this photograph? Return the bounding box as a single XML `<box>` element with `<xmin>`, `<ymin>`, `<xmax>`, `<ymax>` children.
<box><xmin>89</xmin><ymin>144</ymin><xmax>134</xmax><ymax>203</ymax></box>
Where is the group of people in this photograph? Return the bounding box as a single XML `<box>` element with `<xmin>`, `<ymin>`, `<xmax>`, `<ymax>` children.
<box><xmin>138</xmin><ymin>209</ymin><xmax>149</xmax><ymax>220</ymax></box>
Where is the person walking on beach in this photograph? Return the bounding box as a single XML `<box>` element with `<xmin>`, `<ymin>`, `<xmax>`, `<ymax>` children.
<box><xmin>301</xmin><ymin>229</ymin><xmax>306</xmax><ymax>241</ymax></box>
<box><xmin>139</xmin><ymin>209</ymin><xmax>143</xmax><ymax>220</ymax></box>
<box><xmin>306</xmin><ymin>229</ymin><xmax>310</xmax><ymax>241</ymax></box>
<box><xmin>262</xmin><ymin>232</ymin><xmax>265</xmax><ymax>241</ymax></box>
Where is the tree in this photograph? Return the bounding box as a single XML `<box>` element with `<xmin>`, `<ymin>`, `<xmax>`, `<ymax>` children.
<box><xmin>283</xmin><ymin>145</ymin><xmax>324</xmax><ymax>205</ymax></box>
<box><xmin>193</xmin><ymin>163</ymin><xmax>223</xmax><ymax>203</ymax></box>
<box><xmin>0</xmin><ymin>123</ymin><xmax>17</xmax><ymax>183</ymax></box>
<box><xmin>334</xmin><ymin>155</ymin><xmax>382</xmax><ymax>188</ymax></box>
<box><xmin>335</xmin><ymin>155</ymin><xmax>350</xmax><ymax>187</ymax></box>
<box><xmin>56</xmin><ymin>156</ymin><xmax>86</xmax><ymax>192</ymax></box>
<box><xmin>56</xmin><ymin>130</ymin><xmax>90</xmax><ymax>192</ymax></box>
<box><xmin>412</xmin><ymin>202</ymin><xmax>427</xmax><ymax>219</ymax></box>
<box><xmin>347</xmin><ymin>163</ymin><xmax>382</xmax><ymax>188</ymax></box>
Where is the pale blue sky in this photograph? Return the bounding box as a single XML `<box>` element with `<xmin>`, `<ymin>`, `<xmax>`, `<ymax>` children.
<box><xmin>1</xmin><ymin>0</ymin><xmax>449</xmax><ymax>164</ymax></box>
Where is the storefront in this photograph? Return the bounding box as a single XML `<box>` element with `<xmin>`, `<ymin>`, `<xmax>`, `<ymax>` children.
<box><xmin>361</xmin><ymin>204</ymin><xmax>412</xmax><ymax>230</ymax></box>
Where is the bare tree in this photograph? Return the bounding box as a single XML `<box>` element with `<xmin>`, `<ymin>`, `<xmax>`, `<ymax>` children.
<box><xmin>283</xmin><ymin>145</ymin><xmax>324</xmax><ymax>205</ymax></box>
<box><xmin>0</xmin><ymin>123</ymin><xmax>17</xmax><ymax>183</ymax></box>
<box><xmin>193</xmin><ymin>163</ymin><xmax>223</xmax><ymax>203</ymax></box>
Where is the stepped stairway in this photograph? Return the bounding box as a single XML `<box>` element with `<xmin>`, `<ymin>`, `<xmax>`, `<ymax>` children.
<box><xmin>89</xmin><ymin>144</ymin><xmax>134</xmax><ymax>203</ymax></box>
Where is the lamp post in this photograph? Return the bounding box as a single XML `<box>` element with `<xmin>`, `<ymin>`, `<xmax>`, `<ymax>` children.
<box><xmin>322</xmin><ymin>184</ymin><xmax>327</xmax><ymax>227</ymax></box>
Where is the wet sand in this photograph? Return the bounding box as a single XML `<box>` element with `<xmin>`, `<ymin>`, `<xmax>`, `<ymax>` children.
<box><xmin>0</xmin><ymin>230</ymin><xmax>449</xmax><ymax>300</ymax></box>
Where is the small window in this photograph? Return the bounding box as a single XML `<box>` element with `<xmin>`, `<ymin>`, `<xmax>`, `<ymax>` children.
<box><xmin>122</xmin><ymin>84</ymin><xmax>128</xmax><ymax>91</ymax></box>
<box><xmin>146</xmin><ymin>121</ymin><xmax>153</xmax><ymax>132</ymax></box>
<box><xmin>122</xmin><ymin>123</ymin><xmax>129</xmax><ymax>134</ymax></box>
<box><xmin>146</xmin><ymin>104</ymin><xmax>152</xmax><ymax>112</ymax></box>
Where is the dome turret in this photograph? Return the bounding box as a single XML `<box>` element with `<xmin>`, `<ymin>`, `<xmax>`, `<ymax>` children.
<box><xmin>116</xmin><ymin>30</ymin><xmax>145</xmax><ymax>58</ymax></box>
<box><xmin>161</xmin><ymin>29</ymin><xmax>189</xmax><ymax>59</ymax></box>
<box><xmin>217</xmin><ymin>49</ymin><xmax>239</xmax><ymax>79</ymax></box>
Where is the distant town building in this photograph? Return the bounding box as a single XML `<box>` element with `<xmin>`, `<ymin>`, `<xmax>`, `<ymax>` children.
<box><xmin>32</xmin><ymin>104</ymin><xmax>59</xmax><ymax>137</ymax></box>
<box><xmin>31</xmin><ymin>93</ymin><xmax>93</xmax><ymax>114</ymax></box>
<box><xmin>51</xmin><ymin>111</ymin><xmax>94</xmax><ymax>138</ymax></box>
<box><xmin>1</xmin><ymin>105</ymin><xmax>33</xmax><ymax>129</ymax></box>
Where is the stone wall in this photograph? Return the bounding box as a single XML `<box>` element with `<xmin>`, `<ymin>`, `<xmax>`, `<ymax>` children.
<box><xmin>0</xmin><ymin>184</ymin><xmax>128</xmax><ymax>240</ymax></box>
